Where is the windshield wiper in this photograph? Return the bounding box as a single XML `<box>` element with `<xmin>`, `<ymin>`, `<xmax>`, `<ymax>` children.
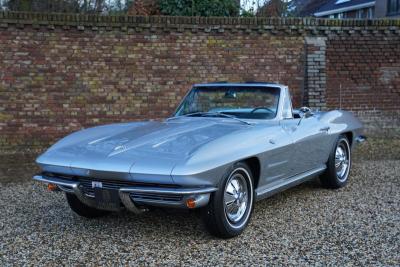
<box><xmin>168</xmin><ymin>112</ymin><xmax>251</xmax><ymax>125</ymax></box>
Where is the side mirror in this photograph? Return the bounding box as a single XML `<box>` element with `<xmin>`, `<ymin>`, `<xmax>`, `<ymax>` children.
<box><xmin>297</xmin><ymin>107</ymin><xmax>313</xmax><ymax>126</ymax></box>
<box><xmin>299</xmin><ymin>106</ymin><xmax>313</xmax><ymax>118</ymax></box>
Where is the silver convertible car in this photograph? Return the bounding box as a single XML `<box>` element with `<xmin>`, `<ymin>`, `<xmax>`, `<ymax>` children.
<box><xmin>34</xmin><ymin>82</ymin><xmax>365</xmax><ymax>238</ymax></box>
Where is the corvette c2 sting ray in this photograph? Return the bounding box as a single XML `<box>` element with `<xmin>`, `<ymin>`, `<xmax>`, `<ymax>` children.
<box><xmin>34</xmin><ymin>82</ymin><xmax>365</xmax><ymax>238</ymax></box>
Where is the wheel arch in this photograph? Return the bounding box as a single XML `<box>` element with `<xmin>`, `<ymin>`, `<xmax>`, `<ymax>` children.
<box><xmin>342</xmin><ymin>131</ymin><xmax>353</xmax><ymax>147</ymax></box>
<box><xmin>242</xmin><ymin>157</ymin><xmax>261</xmax><ymax>189</ymax></box>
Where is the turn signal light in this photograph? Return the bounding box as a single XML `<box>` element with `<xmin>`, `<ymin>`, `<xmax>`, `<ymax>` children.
<box><xmin>186</xmin><ymin>198</ymin><xmax>196</xmax><ymax>209</ymax></box>
<box><xmin>47</xmin><ymin>183</ymin><xmax>58</xmax><ymax>191</ymax></box>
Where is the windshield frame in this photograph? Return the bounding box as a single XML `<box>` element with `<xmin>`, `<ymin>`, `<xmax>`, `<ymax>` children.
<box><xmin>173</xmin><ymin>84</ymin><xmax>283</xmax><ymax>121</ymax></box>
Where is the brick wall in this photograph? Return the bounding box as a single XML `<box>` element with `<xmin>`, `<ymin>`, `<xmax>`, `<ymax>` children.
<box><xmin>326</xmin><ymin>35</ymin><xmax>400</xmax><ymax>136</ymax></box>
<box><xmin>0</xmin><ymin>12</ymin><xmax>399</xmax><ymax>151</ymax></box>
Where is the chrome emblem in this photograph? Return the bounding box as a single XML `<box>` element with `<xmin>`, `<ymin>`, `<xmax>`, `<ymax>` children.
<box><xmin>92</xmin><ymin>181</ymin><xmax>103</xmax><ymax>188</ymax></box>
<box><xmin>114</xmin><ymin>145</ymin><xmax>125</xmax><ymax>151</ymax></box>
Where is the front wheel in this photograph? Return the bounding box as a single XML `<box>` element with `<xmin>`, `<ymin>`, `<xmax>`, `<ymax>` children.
<box><xmin>320</xmin><ymin>134</ymin><xmax>352</xmax><ymax>189</ymax></box>
<box><xmin>202</xmin><ymin>162</ymin><xmax>254</xmax><ymax>238</ymax></box>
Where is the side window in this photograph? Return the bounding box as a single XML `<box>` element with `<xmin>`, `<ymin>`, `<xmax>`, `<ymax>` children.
<box><xmin>282</xmin><ymin>93</ymin><xmax>293</xmax><ymax>119</ymax></box>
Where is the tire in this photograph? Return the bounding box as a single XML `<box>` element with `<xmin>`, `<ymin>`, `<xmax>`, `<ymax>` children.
<box><xmin>320</xmin><ymin>134</ymin><xmax>352</xmax><ymax>189</ymax></box>
<box><xmin>202</xmin><ymin>162</ymin><xmax>255</xmax><ymax>238</ymax></box>
<box><xmin>66</xmin><ymin>193</ymin><xmax>109</xmax><ymax>218</ymax></box>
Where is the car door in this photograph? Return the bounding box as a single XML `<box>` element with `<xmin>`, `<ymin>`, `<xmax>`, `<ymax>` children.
<box><xmin>281</xmin><ymin>114</ymin><xmax>331</xmax><ymax>175</ymax></box>
<box><xmin>259</xmin><ymin>123</ymin><xmax>295</xmax><ymax>185</ymax></box>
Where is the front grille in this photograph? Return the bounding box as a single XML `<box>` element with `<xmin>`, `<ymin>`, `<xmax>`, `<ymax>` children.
<box><xmin>77</xmin><ymin>178</ymin><xmax>180</xmax><ymax>197</ymax></box>
<box><xmin>43</xmin><ymin>172</ymin><xmax>183</xmax><ymax>202</ymax></box>
<box><xmin>79</xmin><ymin>178</ymin><xmax>126</xmax><ymax>196</ymax></box>
<box><xmin>130</xmin><ymin>192</ymin><xmax>183</xmax><ymax>202</ymax></box>
<box><xmin>78</xmin><ymin>179</ymin><xmax>183</xmax><ymax>202</ymax></box>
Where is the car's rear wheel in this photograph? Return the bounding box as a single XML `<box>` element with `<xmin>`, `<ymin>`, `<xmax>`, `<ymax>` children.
<box><xmin>320</xmin><ymin>134</ymin><xmax>351</xmax><ymax>189</ymax></box>
<box><xmin>202</xmin><ymin>162</ymin><xmax>254</xmax><ymax>238</ymax></box>
<box><xmin>66</xmin><ymin>193</ymin><xmax>109</xmax><ymax>218</ymax></box>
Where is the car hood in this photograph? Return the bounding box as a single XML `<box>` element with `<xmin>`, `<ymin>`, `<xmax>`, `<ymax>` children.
<box><xmin>37</xmin><ymin>117</ymin><xmax>249</xmax><ymax>180</ymax></box>
<box><xmin>56</xmin><ymin>118</ymin><xmax>246</xmax><ymax>158</ymax></box>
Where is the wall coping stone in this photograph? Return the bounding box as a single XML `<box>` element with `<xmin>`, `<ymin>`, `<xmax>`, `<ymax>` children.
<box><xmin>1</xmin><ymin>11</ymin><xmax>400</xmax><ymax>35</ymax></box>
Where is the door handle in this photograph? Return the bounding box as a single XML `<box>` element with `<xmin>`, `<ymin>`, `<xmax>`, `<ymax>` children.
<box><xmin>319</xmin><ymin>126</ymin><xmax>330</xmax><ymax>132</ymax></box>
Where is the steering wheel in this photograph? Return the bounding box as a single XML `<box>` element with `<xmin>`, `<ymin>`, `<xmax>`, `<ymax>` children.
<box><xmin>250</xmin><ymin>107</ymin><xmax>275</xmax><ymax>113</ymax></box>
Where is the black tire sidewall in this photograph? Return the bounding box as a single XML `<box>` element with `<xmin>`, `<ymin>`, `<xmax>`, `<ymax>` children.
<box><xmin>205</xmin><ymin>162</ymin><xmax>255</xmax><ymax>237</ymax></box>
<box><xmin>324</xmin><ymin>135</ymin><xmax>351</xmax><ymax>188</ymax></box>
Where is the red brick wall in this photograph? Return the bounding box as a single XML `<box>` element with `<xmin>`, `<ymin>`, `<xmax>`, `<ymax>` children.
<box><xmin>0</xmin><ymin>21</ymin><xmax>305</xmax><ymax>151</ymax></box>
<box><xmin>0</xmin><ymin>13</ymin><xmax>399</xmax><ymax>151</ymax></box>
<box><xmin>326</xmin><ymin>36</ymin><xmax>400</xmax><ymax>136</ymax></box>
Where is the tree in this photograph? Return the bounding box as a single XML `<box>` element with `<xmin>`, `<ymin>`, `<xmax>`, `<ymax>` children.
<box><xmin>127</xmin><ymin>0</ymin><xmax>160</xmax><ymax>15</ymax></box>
<box><xmin>3</xmin><ymin>0</ymin><xmax>79</xmax><ymax>12</ymax></box>
<box><xmin>0</xmin><ymin>0</ymin><xmax>131</xmax><ymax>13</ymax></box>
<box><xmin>256</xmin><ymin>0</ymin><xmax>289</xmax><ymax>17</ymax></box>
<box><xmin>157</xmin><ymin>0</ymin><xmax>240</xmax><ymax>17</ymax></box>
<box><xmin>241</xmin><ymin>0</ymin><xmax>294</xmax><ymax>17</ymax></box>
<box><xmin>0</xmin><ymin>0</ymin><xmax>296</xmax><ymax>17</ymax></box>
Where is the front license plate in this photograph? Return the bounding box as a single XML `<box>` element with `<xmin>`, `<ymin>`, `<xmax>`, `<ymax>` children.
<box><xmin>94</xmin><ymin>187</ymin><xmax>121</xmax><ymax>211</ymax></box>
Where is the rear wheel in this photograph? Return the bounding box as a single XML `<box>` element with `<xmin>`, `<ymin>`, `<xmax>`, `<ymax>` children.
<box><xmin>202</xmin><ymin>162</ymin><xmax>254</xmax><ymax>238</ymax></box>
<box><xmin>66</xmin><ymin>193</ymin><xmax>109</xmax><ymax>218</ymax></box>
<box><xmin>320</xmin><ymin>135</ymin><xmax>351</xmax><ymax>189</ymax></box>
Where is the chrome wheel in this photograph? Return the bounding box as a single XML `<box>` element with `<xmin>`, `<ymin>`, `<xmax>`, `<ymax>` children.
<box><xmin>335</xmin><ymin>140</ymin><xmax>350</xmax><ymax>182</ymax></box>
<box><xmin>224</xmin><ymin>172</ymin><xmax>249</xmax><ymax>224</ymax></box>
<box><xmin>202</xmin><ymin>163</ymin><xmax>254</xmax><ymax>238</ymax></box>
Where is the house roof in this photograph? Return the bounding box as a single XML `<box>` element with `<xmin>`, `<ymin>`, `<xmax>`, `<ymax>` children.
<box><xmin>194</xmin><ymin>82</ymin><xmax>283</xmax><ymax>88</ymax></box>
<box><xmin>289</xmin><ymin>0</ymin><xmax>331</xmax><ymax>16</ymax></box>
<box><xmin>314</xmin><ymin>0</ymin><xmax>375</xmax><ymax>16</ymax></box>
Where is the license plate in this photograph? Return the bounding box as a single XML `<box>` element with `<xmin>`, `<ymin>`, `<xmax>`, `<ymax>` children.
<box><xmin>92</xmin><ymin>181</ymin><xmax>103</xmax><ymax>188</ymax></box>
<box><xmin>93</xmin><ymin>187</ymin><xmax>121</xmax><ymax>211</ymax></box>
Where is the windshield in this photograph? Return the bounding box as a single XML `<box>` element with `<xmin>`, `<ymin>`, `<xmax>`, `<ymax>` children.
<box><xmin>175</xmin><ymin>86</ymin><xmax>280</xmax><ymax>120</ymax></box>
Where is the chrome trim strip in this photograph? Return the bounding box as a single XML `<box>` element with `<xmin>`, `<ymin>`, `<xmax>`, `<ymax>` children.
<box><xmin>132</xmin><ymin>193</ymin><xmax>211</xmax><ymax>208</ymax></box>
<box><xmin>33</xmin><ymin>175</ymin><xmax>78</xmax><ymax>188</ymax></box>
<box><xmin>119</xmin><ymin>191</ymin><xmax>147</xmax><ymax>214</ymax></box>
<box><xmin>33</xmin><ymin>175</ymin><xmax>98</xmax><ymax>207</ymax></box>
<box><xmin>58</xmin><ymin>185</ymin><xmax>75</xmax><ymax>193</ymax></box>
<box><xmin>72</xmin><ymin>183</ymin><xmax>97</xmax><ymax>208</ymax></box>
<box><xmin>191</xmin><ymin>193</ymin><xmax>210</xmax><ymax>208</ymax></box>
<box><xmin>256</xmin><ymin>166</ymin><xmax>326</xmax><ymax>200</ymax></box>
<box><xmin>132</xmin><ymin>198</ymin><xmax>184</xmax><ymax>207</ymax></box>
<box><xmin>119</xmin><ymin>187</ymin><xmax>218</xmax><ymax>195</ymax></box>
<box><xmin>267</xmin><ymin>160</ymin><xmax>288</xmax><ymax>168</ymax></box>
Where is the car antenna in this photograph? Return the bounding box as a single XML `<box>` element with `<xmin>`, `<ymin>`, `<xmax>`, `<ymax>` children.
<box><xmin>339</xmin><ymin>83</ymin><xmax>342</xmax><ymax>110</ymax></box>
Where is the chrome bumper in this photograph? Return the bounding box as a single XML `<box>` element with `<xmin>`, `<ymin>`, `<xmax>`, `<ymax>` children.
<box><xmin>33</xmin><ymin>174</ymin><xmax>216</xmax><ymax>213</ymax></box>
<box><xmin>355</xmin><ymin>135</ymin><xmax>367</xmax><ymax>144</ymax></box>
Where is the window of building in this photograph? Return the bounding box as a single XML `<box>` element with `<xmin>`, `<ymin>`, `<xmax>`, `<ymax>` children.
<box><xmin>367</xmin><ymin>7</ymin><xmax>374</xmax><ymax>18</ymax></box>
<box><xmin>337</xmin><ymin>12</ymin><xmax>344</xmax><ymax>18</ymax></box>
<box><xmin>388</xmin><ymin>0</ymin><xmax>400</xmax><ymax>15</ymax></box>
<box><xmin>356</xmin><ymin>9</ymin><xmax>365</xmax><ymax>18</ymax></box>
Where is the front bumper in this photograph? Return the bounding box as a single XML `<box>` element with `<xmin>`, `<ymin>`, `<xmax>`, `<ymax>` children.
<box><xmin>33</xmin><ymin>174</ymin><xmax>217</xmax><ymax>213</ymax></box>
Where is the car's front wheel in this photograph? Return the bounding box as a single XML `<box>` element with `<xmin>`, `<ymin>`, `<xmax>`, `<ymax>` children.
<box><xmin>66</xmin><ymin>193</ymin><xmax>109</xmax><ymax>218</ymax></box>
<box><xmin>202</xmin><ymin>162</ymin><xmax>254</xmax><ymax>238</ymax></box>
<box><xmin>320</xmin><ymin>134</ymin><xmax>352</xmax><ymax>189</ymax></box>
